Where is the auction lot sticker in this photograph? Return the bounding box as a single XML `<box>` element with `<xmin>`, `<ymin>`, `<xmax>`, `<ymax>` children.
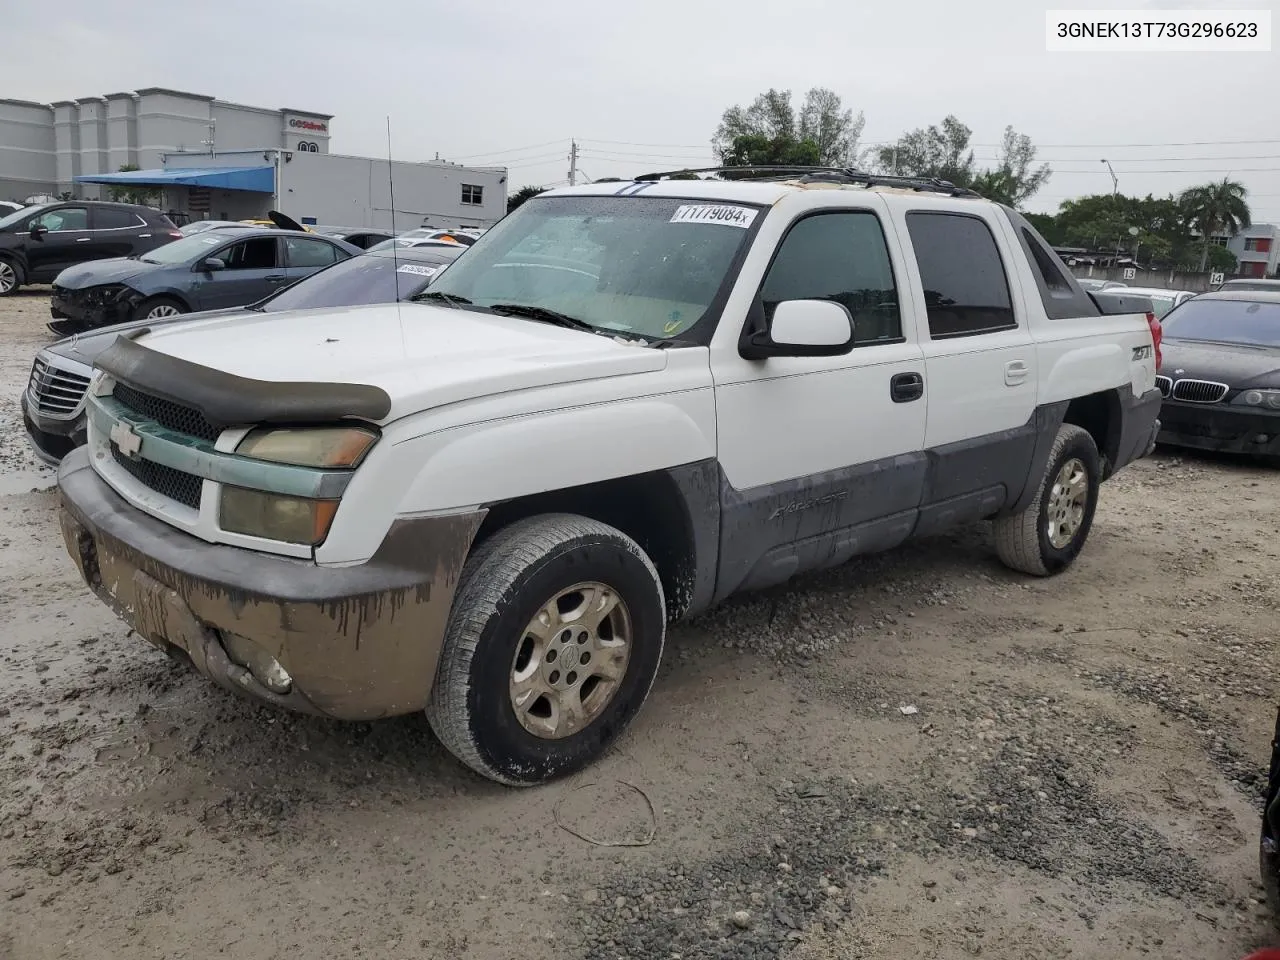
<box><xmin>670</xmin><ymin>205</ymin><xmax>757</xmax><ymax>228</ymax></box>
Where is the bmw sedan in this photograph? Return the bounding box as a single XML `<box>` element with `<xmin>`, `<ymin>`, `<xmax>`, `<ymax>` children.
<box><xmin>22</xmin><ymin>243</ymin><xmax>463</xmax><ymax>465</ymax></box>
<box><xmin>47</xmin><ymin>228</ymin><xmax>361</xmax><ymax>335</ymax></box>
<box><xmin>1155</xmin><ymin>290</ymin><xmax>1280</xmax><ymax>461</ymax></box>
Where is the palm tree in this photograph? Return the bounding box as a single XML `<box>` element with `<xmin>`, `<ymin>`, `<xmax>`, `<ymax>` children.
<box><xmin>1179</xmin><ymin>178</ymin><xmax>1251</xmax><ymax>272</ymax></box>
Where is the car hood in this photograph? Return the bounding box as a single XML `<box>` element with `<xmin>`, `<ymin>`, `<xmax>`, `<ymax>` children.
<box><xmin>131</xmin><ymin>302</ymin><xmax>669</xmax><ymax>422</ymax></box>
<box><xmin>1162</xmin><ymin>339</ymin><xmax>1280</xmax><ymax>389</ymax></box>
<box><xmin>55</xmin><ymin>257</ymin><xmax>159</xmax><ymax>289</ymax></box>
<box><xmin>46</xmin><ymin>306</ymin><xmax>252</xmax><ymax>364</ymax></box>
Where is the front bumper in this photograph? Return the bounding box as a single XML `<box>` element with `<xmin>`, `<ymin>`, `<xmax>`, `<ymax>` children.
<box><xmin>1157</xmin><ymin>401</ymin><xmax>1280</xmax><ymax>457</ymax></box>
<box><xmin>50</xmin><ymin>285</ymin><xmax>132</xmax><ymax>332</ymax></box>
<box><xmin>21</xmin><ymin>389</ymin><xmax>86</xmax><ymax>466</ymax></box>
<box><xmin>57</xmin><ymin>447</ymin><xmax>485</xmax><ymax>721</ymax></box>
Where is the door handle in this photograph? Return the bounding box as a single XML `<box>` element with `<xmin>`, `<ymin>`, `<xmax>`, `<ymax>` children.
<box><xmin>265</xmin><ymin>274</ymin><xmax>287</xmax><ymax>283</ymax></box>
<box><xmin>890</xmin><ymin>371</ymin><xmax>924</xmax><ymax>403</ymax></box>
<box><xmin>75</xmin><ymin>237</ymin><xmax>91</xmax><ymax>242</ymax></box>
<box><xmin>1004</xmin><ymin>359</ymin><xmax>1029</xmax><ymax>386</ymax></box>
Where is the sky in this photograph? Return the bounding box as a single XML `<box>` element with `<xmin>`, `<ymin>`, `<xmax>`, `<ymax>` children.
<box><xmin>3</xmin><ymin>0</ymin><xmax>1277</xmax><ymax>221</ymax></box>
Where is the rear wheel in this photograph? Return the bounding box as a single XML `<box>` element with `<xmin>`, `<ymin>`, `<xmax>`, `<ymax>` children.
<box><xmin>132</xmin><ymin>296</ymin><xmax>186</xmax><ymax>322</ymax></box>
<box><xmin>426</xmin><ymin>514</ymin><xmax>666</xmax><ymax>786</ymax></box>
<box><xmin>0</xmin><ymin>258</ymin><xmax>21</xmax><ymax>296</ymax></box>
<box><xmin>993</xmin><ymin>424</ymin><xmax>1101</xmax><ymax>576</ymax></box>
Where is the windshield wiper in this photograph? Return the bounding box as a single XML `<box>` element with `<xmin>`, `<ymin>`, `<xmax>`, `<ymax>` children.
<box><xmin>409</xmin><ymin>290</ymin><xmax>471</xmax><ymax>308</ymax></box>
<box><xmin>486</xmin><ymin>302</ymin><xmax>596</xmax><ymax>332</ymax></box>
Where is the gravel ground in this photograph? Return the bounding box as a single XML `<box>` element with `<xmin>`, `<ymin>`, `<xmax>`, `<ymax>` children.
<box><xmin>2</xmin><ymin>289</ymin><xmax>1279</xmax><ymax>959</ymax></box>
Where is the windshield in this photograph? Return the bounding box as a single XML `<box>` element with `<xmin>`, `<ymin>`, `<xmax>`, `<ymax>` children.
<box><xmin>1162</xmin><ymin>298</ymin><xmax>1280</xmax><ymax>348</ymax></box>
<box><xmin>140</xmin><ymin>233</ymin><xmax>240</xmax><ymax>264</ymax></box>
<box><xmin>425</xmin><ymin>195</ymin><xmax>760</xmax><ymax>339</ymax></box>
<box><xmin>1146</xmin><ymin>295</ymin><xmax>1176</xmax><ymax>319</ymax></box>
<box><xmin>256</xmin><ymin>253</ymin><xmax>451</xmax><ymax>310</ymax></box>
<box><xmin>0</xmin><ymin>204</ymin><xmax>45</xmax><ymax>231</ymax></box>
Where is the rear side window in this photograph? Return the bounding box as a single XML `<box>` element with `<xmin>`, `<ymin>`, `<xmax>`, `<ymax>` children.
<box><xmin>94</xmin><ymin>208</ymin><xmax>145</xmax><ymax>230</ymax></box>
<box><xmin>286</xmin><ymin>236</ymin><xmax>341</xmax><ymax>268</ymax></box>
<box><xmin>760</xmin><ymin>211</ymin><xmax>902</xmax><ymax>345</ymax></box>
<box><xmin>906</xmin><ymin>212</ymin><xmax>1015</xmax><ymax>339</ymax></box>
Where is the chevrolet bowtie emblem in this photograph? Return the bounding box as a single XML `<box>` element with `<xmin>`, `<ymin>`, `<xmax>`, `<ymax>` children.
<box><xmin>109</xmin><ymin>420</ymin><xmax>142</xmax><ymax>458</ymax></box>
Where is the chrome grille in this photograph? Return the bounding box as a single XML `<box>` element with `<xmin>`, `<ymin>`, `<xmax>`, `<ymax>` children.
<box><xmin>112</xmin><ymin>383</ymin><xmax>222</xmax><ymax>443</ymax></box>
<box><xmin>110</xmin><ymin>443</ymin><xmax>203</xmax><ymax>509</ymax></box>
<box><xmin>28</xmin><ymin>356</ymin><xmax>91</xmax><ymax>416</ymax></box>
<box><xmin>1155</xmin><ymin>375</ymin><xmax>1172</xmax><ymax>398</ymax></box>
<box><xmin>1170</xmin><ymin>378</ymin><xmax>1229</xmax><ymax>404</ymax></box>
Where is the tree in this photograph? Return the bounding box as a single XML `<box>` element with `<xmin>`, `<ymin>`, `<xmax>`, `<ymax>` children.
<box><xmin>106</xmin><ymin>164</ymin><xmax>160</xmax><ymax>207</ymax></box>
<box><xmin>874</xmin><ymin>115</ymin><xmax>975</xmax><ymax>185</ymax></box>
<box><xmin>713</xmin><ymin>87</ymin><xmax>864</xmax><ymax>166</ymax></box>
<box><xmin>1179</xmin><ymin>178</ymin><xmax>1251</xmax><ymax>272</ymax></box>
<box><xmin>968</xmin><ymin>126</ymin><xmax>1051</xmax><ymax>207</ymax></box>
<box><xmin>1206</xmin><ymin>244</ymin><xmax>1238</xmax><ymax>274</ymax></box>
<box><xmin>507</xmin><ymin>185</ymin><xmax>545</xmax><ymax>213</ymax></box>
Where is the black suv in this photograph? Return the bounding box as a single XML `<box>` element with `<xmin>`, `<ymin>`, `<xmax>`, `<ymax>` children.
<box><xmin>0</xmin><ymin>201</ymin><xmax>181</xmax><ymax>296</ymax></box>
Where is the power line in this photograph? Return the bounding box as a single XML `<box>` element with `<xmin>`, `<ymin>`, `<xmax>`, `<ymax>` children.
<box><xmin>446</xmin><ymin>138</ymin><xmax>569</xmax><ymax>161</ymax></box>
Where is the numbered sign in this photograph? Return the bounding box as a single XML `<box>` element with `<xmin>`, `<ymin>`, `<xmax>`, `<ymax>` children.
<box><xmin>1209</xmin><ymin>272</ymin><xmax>1225</xmax><ymax>286</ymax></box>
<box><xmin>1122</xmin><ymin>267</ymin><xmax>1136</xmax><ymax>280</ymax></box>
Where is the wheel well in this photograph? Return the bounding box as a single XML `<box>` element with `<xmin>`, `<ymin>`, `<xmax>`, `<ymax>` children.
<box><xmin>474</xmin><ymin>472</ymin><xmax>698</xmax><ymax>620</ymax></box>
<box><xmin>143</xmin><ymin>291</ymin><xmax>191</xmax><ymax>312</ymax></box>
<box><xmin>0</xmin><ymin>252</ymin><xmax>24</xmax><ymax>279</ymax></box>
<box><xmin>1063</xmin><ymin>391</ymin><xmax>1121</xmax><ymax>477</ymax></box>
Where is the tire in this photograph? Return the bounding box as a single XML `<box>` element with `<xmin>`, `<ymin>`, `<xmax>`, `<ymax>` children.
<box><xmin>131</xmin><ymin>296</ymin><xmax>186</xmax><ymax>323</ymax></box>
<box><xmin>993</xmin><ymin>424</ymin><xmax>1101</xmax><ymax>576</ymax></box>
<box><xmin>426</xmin><ymin>514</ymin><xmax>666</xmax><ymax>786</ymax></box>
<box><xmin>0</xmin><ymin>257</ymin><xmax>22</xmax><ymax>296</ymax></box>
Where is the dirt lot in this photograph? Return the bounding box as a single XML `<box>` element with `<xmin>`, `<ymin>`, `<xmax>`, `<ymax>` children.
<box><xmin>2</xmin><ymin>289</ymin><xmax>1279</xmax><ymax>960</ymax></box>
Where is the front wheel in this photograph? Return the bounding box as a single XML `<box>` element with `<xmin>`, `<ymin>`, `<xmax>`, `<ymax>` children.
<box><xmin>426</xmin><ymin>514</ymin><xmax>666</xmax><ymax>786</ymax></box>
<box><xmin>0</xmin><ymin>258</ymin><xmax>22</xmax><ymax>296</ymax></box>
<box><xmin>131</xmin><ymin>296</ymin><xmax>186</xmax><ymax>323</ymax></box>
<box><xmin>993</xmin><ymin>424</ymin><xmax>1101</xmax><ymax>576</ymax></box>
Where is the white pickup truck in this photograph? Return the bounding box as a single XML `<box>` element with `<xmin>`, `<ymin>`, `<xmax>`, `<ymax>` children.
<box><xmin>56</xmin><ymin>168</ymin><xmax>1162</xmax><ymax>786</ymax></box>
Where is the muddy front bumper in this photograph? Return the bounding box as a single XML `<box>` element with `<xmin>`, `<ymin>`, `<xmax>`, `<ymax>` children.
<box><xmin>57</xmin><ymin>448</ymin><xmax>484</xmax><ymax>721</ymax></box>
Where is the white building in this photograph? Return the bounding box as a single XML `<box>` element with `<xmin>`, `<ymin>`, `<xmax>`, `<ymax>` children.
<box><xmin>0</xmin><ymin>88</ymin><xmax>507</xmax><ymax>229</ymax></box>
<box><xmin>1226</xmin><ymin>223</ymin><xmax>1280</xmax><ymax>279</ymax></box>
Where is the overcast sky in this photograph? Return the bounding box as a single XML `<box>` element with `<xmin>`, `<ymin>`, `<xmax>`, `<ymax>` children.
<box><xmin>3</xmin><ymin>0</ymin><xmax>1277</xmax><ymax>220</ymax></box>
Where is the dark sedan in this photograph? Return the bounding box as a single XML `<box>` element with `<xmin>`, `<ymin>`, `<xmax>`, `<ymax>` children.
<box><xmin>22</xmin><ymin>243</ymin><xmax>463</xmax><ymax>465</ymax></box>
<box><xmin>47</xmin><ymin>228</ymin><xmax>361</xmax><ymax>335</ymax></box>
<box><xmin>1154</xmin><ymin>290</ymin><xmax>1280</xmax><ymax>461</ymax></box>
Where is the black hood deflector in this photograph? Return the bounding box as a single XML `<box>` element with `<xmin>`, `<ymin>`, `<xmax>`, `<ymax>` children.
<box><xmin>94</xmin><ymin>335</ymin><xmax>392</xmax><ymax>427</ymax></box>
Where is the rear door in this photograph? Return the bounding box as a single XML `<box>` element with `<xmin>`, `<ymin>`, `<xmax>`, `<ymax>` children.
<box><xmin>890</xmin><ymin>205</ymin><xmax>1039</xmax><ymax>519</ymax></box>
<box><xmin>87</xmin><ymin>206</ymin><xmax>150</xmax><ymax>261</ymax></box>
<box><xmin>194</xmin><ymin>235</ymin><xmax>286</xmax><ymax>309</ymax></box>
<box><xmin>283</xmin><ymin>235</ymin><xmax>347</xmax><ymax>283</ymax></box>
<box><xmin>26</xmin><ymin>205</ymin><xmax>91</xmax><ymax>280</ymax></box>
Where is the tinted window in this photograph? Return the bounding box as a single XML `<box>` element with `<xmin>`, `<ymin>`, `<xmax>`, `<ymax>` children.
<box><xmin>760</xmin><ymin>212</ymin><xmax>901</xmax><ymax>345</ymax></box>
<box><xmin>95</xmin><ymin>208</ymin><xmax>144</xmax><ymax>230</ymax></box>
<box><xmin>285</xmin><ymin>236</ymin><xmax>340</xmax><ymax>268</ymax></box>
<box><xmin>221</xmin><ymin>237</ymin><xmax>279</xmax><ymax>270</ymax></box>
<box><xmin>1161</xmin><ymin>298</ymin><xmax>1280</xmax><ymax>348</ymax></box>
<box><xmin>33</xmin><ymin>207</ymin><xmax>88</xmax><ymax>232</ymax></box>
<box><xmin>906</xmin><ymin>213</ymin><xmax>1015</xmax><ymax>338</ymax></box>
<box><xmin>262</xmin><ymin>254</ymin><xmax>448</xmax><ymax>311</ymax></box>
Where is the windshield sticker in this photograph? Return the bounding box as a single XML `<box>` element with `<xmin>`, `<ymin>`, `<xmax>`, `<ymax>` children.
<box><xmin>397</xmin><ymin>263</ymin><xmax>438</xmax><ymax>277</ymax></box>
<box><xmin>669</xmin><ymin>204</ymin><xmax>756</xmax><ymax>229</ymax></box>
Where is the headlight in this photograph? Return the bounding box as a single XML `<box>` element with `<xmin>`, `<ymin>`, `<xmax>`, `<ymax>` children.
<box><xmin>1232</xmin><ymin>389</ymin><xmax>1280</xmax><ymax>411</ymax></box>
<box><xmin>219</xmin><ymin>486</ymin><xmax>340</xmax><ymax>545</ymax></box>
<box><xmin>235</xmin><ymin>426</ymin><xmax>377</xmax><ymax>467</ymax></box>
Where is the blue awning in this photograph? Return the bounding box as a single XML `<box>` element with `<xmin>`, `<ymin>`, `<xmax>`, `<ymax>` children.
<box><xmin>73</xmin><ymin>166</ymin><xmax>275</xmax><ymax>193</ymax></box>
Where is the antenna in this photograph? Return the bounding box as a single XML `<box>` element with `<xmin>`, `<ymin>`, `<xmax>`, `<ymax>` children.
<box><xmin>387</xmin><ymin>116</ymin><xmax>406</xmax><ymax>356</ymax></box>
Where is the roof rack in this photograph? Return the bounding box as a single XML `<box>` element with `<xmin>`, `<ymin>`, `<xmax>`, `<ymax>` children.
<box><xmin>632</xmin><ymin>165</ymin><xmax>984</xmax><ymax>199</ymax></box>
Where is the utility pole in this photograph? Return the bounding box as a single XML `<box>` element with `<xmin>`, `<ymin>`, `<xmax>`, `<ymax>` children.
<box><xmin>568</xmin><ymin>139</ymin><xmax>578</xmax><ymax>187</ymax></box>
<box><xmin>892</xmin><ymin>147</ymin><xmax>898</xmax><ymax>176</ymax></box>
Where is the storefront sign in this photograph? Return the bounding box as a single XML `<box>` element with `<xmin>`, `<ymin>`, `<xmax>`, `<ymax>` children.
<box><xmin>289</xmin><ymin>118</ymin><xmax>328</xmax><ymax>132</ymax></box>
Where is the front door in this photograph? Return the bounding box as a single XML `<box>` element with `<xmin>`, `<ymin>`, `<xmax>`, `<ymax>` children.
<box><xmin>891</xmin><ymin>207</ymin><xmax>1038</xmax><ymax>520</ymax></box>
<box><xmin>26</xmin><ymin>206</ymin><xmax>91</xmax><ymax>281</ymax></box>
<box><xmin>193</xmin><ymin>236</ymin><xmax>286</xmax><ymax>310</ymax></box>
<box><xmin>709</xmin><ymin>201</ymin><xmax>928</xmax><ymax>600</ymax></box>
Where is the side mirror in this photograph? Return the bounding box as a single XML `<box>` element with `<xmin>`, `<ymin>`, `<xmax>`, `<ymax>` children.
<box><xmin>739</xmin><ymin>299</ymin><xmax>854</xmax><ymax>360</ymax></box>
<box><xmin>199</xmin><ymin>257</ymin><xmax>226</xmax><ymax>272</ymax></box>
<box><xmin>29</xmin><ymin>224</ymin><xmax>48</xmax><ymax>240</ymax></box>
